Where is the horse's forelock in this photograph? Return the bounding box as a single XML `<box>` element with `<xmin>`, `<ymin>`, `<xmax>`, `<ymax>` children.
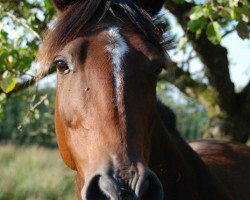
<box><xmin>37</xmin><ymin>0</ymin><xmax>169</xmax><ymax>76</ymax></box>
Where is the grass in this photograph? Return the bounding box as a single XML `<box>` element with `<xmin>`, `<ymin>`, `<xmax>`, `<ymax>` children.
<box><xmin>0</xmin><ymin>142</ymin><xmax>249</xmax><ymax>200</ymax></box>
<box><xmin>0</xmin><ymin>144</ymin><xmax>75</xmax><ymax>200</ymax></box>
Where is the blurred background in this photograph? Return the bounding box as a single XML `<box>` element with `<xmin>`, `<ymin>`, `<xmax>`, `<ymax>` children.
<box><xmin>0</xmin><ymin>0</ymin><xmax>249</xmax><ymax>199</ymax></box>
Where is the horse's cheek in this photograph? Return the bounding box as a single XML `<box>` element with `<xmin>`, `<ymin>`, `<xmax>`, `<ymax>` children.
<box><xmin>55</xmin><ymin>108</ymin><xmax>76</xmax><ymax>170</ymax></box>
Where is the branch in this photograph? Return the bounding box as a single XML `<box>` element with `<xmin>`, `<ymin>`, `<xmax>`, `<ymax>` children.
<box><xmin>222</xmin><ymin>28</ymin><xmax>235</xmax><ymax>38</ymax></box>
<box><xmin>158</xmin><ymin>62</ymin><xmax>215</xmax><ymax>110</ymax></box>
<box><xmin>165</xmin><ymin>0</ymin><xmax>236</xmax><ymax>114</ymax></box>
<box><xmin>5</xmin><ymin>11</ymin><xmax>42</xmax><ymax>41</ymax></box>
<box><xmin>18</xmin><ymin>94</ymin><xmax>48</xmax><ymax>131</ymax></box>
<box><xmin>0</xmin><ymin>67</ymin><xmax>56</xmax><ymax>96</ymax></box>
<box><xmin>242</xmin><ymin>80</ymin><xmax>250</xmax><ymax>95</ymax></box>
<box><xmin>240</xmin><ymin>79</ymin><xmax>250</xmax><ymax>113</ymax></box>
<box><xmin>7</xmin><ymin>77</ymin><xmax>36</xmax><ymax>96</ymax></box>
<box><xmin>164</xmin><ymin>0</ymin><xmax>194</xmax><ymax>29</ymax></box>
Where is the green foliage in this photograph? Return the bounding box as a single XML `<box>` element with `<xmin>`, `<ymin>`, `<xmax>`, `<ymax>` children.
<box><xmin>206</xmin><ymin>22</ymin><xmax>221</xmax><ymax>44</ymax></box>
<box><xmin>187</xmin><ymin>17</ymin><xmax>207</xmax><ymax>32</ymax></box>
<box><xmin>236</xmin><ymin>20</ymin><xmax>249</xmax><ymax>39</ymax></box>
<box><xmin>157</xmin><ymin>82</ymin><xmax>208</xmax><ymax>139</ymax></box>
<box><xmin>0</xmin><ymin>87</ymin><xmax>56</xmax><ymax>146</ymax></box>
<box><xmin>187</xmin><ymin>0</ymin><xmax>250</xmax><ymax>44</ymax></box>
<box><xmin>190</xmin><ymin>5</ymin><xmax>205</xmax><ymax>20</ymax></box>
<box><xmin>0</xmin><ymin>0</ymin><xmax>248</xmax><ymax>144</ymax></box>
<box><xmin>0</xmin><ymin>144</ymin><xmax>75</xmax><ymax>200</ymax></box>
<box><xmin>174</xmin><ymin>100</ymin><xmax>208</xmax><ymax>139</ymax></box>
<box><xmin>0</xmin><ymin>71</ymin><xmax>16</xmax><ymax>93</ymax></box>
<box><xmin>0</xmin><ymin>0</ymin><xmax>55</xmax><ymax>94</ymax></box>
<box><xmin>172</xmin><ymin>0</ymin><xmax>185</xmax><ymax>4</ymax></box>
<box><xmin>0</xmin><ymin>83</ymin><xmax>208</xmax><ymax>144</ymax></box>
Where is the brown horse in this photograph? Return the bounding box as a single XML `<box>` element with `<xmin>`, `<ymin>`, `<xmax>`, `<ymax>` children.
<box><xmin>37</xmin><ymin>0</ymin><xmax>250</xmax><ymax>199</ymax></box>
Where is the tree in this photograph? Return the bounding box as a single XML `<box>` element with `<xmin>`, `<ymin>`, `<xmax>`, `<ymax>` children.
<box><xmin>157</xmin><ymin>0</ymin><xmax>250</xmax><ymax>143</ymax></box>
<box><xmin>0</xmin><ymin>0</ymin><xmax>249</xmax><ymax>143</ymax></box>
<box><xmin>0</xmin><ymin>0</ymin><xmax>55</xmax><ymax>96</ymax></box>
<box><xmin>0</xmin><ymin>87</ymin><xmax>56</xmax><ymax>146</ymax></box>
<box><xmin>0</xmin><ymin>0</ymin><xmax>56</xmax><ymax>144</ymax></box>
<box><xmin>157</xmin><ymin>82</ymin><xmax>208</xmax><ymax>139</ymax></box>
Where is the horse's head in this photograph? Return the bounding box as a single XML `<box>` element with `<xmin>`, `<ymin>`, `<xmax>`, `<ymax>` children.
<box><xmin>38</xmin><ymin>0</ymin><xmax>170</xmax><ymax>199</ymax></box>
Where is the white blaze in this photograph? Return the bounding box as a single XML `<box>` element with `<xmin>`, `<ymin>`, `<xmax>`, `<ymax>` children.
<box><xmin>106</xmin><ymin>27</ymin><xmax>129</xmax><ymax>106</ymax></box>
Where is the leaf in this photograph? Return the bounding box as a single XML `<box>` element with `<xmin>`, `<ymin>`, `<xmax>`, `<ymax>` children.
<box><xmin>188</xmin><ymin>17</ymin><xmax>207</xmax><ymax>32</ymax></box>
<box><xmin>19</xmin><ymin>56</ymin><xmax>33</xmax><ymax>70</ymax></box>
<box><xmin>0</xmin><ymin>74</ymin><xmax>17</xmax><ymax>93</ymax></box>
<box><xmin>10</xmin><ymin>50</ymin><xmax>20</xmax><ymax>60</ymax></box>
<box><xmin>0</xmin><ymin>93</ymin><xmax>6</xmax><ymax>102</ymax></box>
<box><xmin>239</xmin><ymin>6</ymin><xmax>250</xmax><ymax>18</ymax></box>
<box><xmin>0</xmin><ymin>30</ymin><xmax>8</xmax><ymax>44</ymax></box>
<box><xmin>221</xmin><ymin>7</ymin><xmax>234</xmax><ymax>21</ymax></box>
<box><xmin>232</xmin><ymin>7</ymin><xmax>242</xmax><ymax>20</ymax></box>
<box><xmin>172</xmin><ymin>0</ymin><xmax>185</xmax><ymax>4</ymax></box>
<box><xmin>179</xmin><ymin>37</ymin><xmax>187</xmax><ymax>50</ymax></box>
<box><xmin>217</xmin><ymin>0</ymin><xmax>228</xmax><ymax>5</ymax></box>
<box><xmin>5</xmin><ymin>56</ymin><xmax>14</xmax><ymax>67</ymax></box>
<box><xmin>190</xmin><ymin>6</ymin><xmax>204</xmax><ymax>20</ymax></box>
<box><xmin>44</xmin><ymin>0</ymin><xmax>53</xmax><ymax>12</ymax></box>
<box><xmin>27</xmin><ymin>14</ymin><xmax>37</xmax><ymax>27</ymax></box>
<box><xmin>236</xmin><ymin>21</ymin><xmax>250</xmax><ymax>39</ymax></box>
<box><xmin>195</xmin><ymin>29</ymin><xmax>202</xmax><ymax>40</ymax></box>
<box><xmin>210</xmin><ymin>9</ymin><xmax>220</xmax><ymax>20</ymax></box>
<box><xmin>206</xmin><ymin>22</ymin><xmax>221</xmax><ymax>45</ymax></box>
<box><xmin>0</xmin><ymin>52</ymin><xmax>8</xmax><ymax>67</ymax></box>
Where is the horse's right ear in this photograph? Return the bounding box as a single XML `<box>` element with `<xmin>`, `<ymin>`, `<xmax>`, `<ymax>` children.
<box><xmin>138</xmin><ymin>0</ymin><xmax>165</xmax><ymax>16</ymax></box>
<box><xmin>52</xmin><ymin>0</ymin><xmax>77</xmax><ymax>12</ymax></box>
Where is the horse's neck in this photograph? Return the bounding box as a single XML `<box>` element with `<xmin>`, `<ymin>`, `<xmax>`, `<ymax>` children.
<box><xmin>149</xmin><ymin>113</ymin><xmax>230</xmax><ymax>200</ymax></box>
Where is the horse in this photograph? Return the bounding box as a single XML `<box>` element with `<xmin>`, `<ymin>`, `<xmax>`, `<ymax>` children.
<box><xmin>37</xmin><ymin>0</ymin><xmax>250</xmax><ymax>199</ymax></box>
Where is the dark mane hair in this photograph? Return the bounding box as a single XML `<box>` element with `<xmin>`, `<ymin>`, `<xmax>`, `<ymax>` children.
<box><xmin>37</xmin><ymin>0</ymin><xmax>172</xmax><ymax>72</ymax></box>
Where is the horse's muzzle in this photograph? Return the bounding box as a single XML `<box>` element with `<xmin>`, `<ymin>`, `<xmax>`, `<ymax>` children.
<box><xmin>82</xmin><ymin>168</ymin><xmax>163</xmax><ymax>200</ymax></box>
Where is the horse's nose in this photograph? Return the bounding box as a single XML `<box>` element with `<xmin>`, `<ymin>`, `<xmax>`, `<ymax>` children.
<box><xmin>82</xmin><ymin>170</ymin><xmax>163</xmax><ymax>200</ymax></box>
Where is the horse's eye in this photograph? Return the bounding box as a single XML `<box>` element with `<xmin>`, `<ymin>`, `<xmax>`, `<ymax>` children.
<box><xmin>155</xmin><ymin>66</ymin><xmax>163</xmax><ymax>75</ymax></box>
<box><xmin>153</xmin><ymin>57</ymin><xmax>165</xmax><ymax>75</ymax></box>
<box><xmin>54</xmin><ymin>60</ymin><xmax>70</xmax><ymax>74</ymax></box>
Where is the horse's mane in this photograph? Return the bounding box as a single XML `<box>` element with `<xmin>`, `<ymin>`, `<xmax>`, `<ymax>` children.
<box><xmin>37</xmin><ymin>0</ymin><xmax>172</xmax><ymax>73</ymax></box>
<box><xmin>157</xmin><ymin>100</ymin><xmax>177</xmax><ymax>133</ymax></box>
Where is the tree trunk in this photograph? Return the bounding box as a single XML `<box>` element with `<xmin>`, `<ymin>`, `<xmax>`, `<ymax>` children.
<box><xmin>205</xmin><ymin>114</ymin><xmax>250</xmax><ymax>143</ymax></box>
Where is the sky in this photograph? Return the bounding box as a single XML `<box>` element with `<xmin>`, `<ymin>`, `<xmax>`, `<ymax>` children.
<box><xmin>222</xmin><ymin>32</ymin><xmax>250</xmax><ymax>88</ymax></box>
<box><xmin>166</xmin><ymin>12</ymin><xmax>250</xmax><ymax>90</ymax></box>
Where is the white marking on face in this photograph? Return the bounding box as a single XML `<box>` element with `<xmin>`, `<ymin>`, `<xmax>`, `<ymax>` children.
<box><xmin>106</xmin><ymin>27</ymin><xmax>129</xmax><ymax>106</ymax></box>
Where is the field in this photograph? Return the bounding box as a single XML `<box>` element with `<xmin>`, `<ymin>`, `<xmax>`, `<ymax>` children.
<box><xmin>0</xmin><ymin>145</ymin><xmax>75</xmax><ymax>200</ymax></box>
<box><xmin>1</xmin><ymin>142</ymin><xmax>249</xmax><ymax>200</ymax></box>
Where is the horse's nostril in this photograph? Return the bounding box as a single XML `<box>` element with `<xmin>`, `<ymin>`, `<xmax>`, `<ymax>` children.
<box><xmin>138</xmin><ymin>172</ymin><xmax>164</xmax><ymax>200</ymax></box>
<box><xmin>84</xmin><ymin>171</ymin><xmax>163</xmax><ymax>200</ymax></box>
<box><xmin>85</xmin><ymin>175</ymin><xmax>110</xmax><ymax>200</ymax></box>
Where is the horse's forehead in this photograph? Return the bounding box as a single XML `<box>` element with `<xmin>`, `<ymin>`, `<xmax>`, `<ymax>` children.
<box><xmin>60</xmin><ymin>27</ymin><xmax>123</xmax><ymax>53</ymax></box>
<box><xmin>57</xmin><ymin>26</ymin><xmax>159</xmax><ymax>67</ymax></box>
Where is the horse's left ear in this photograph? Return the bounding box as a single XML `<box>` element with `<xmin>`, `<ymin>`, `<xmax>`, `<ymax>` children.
<box><xmin>52</xmin><ymin>0</ymin><xmax>78</xmax><ymax>12</ymax></box>
<box><xmin>138</xmin><ymin>0</ymin><xmax>165</xmax><ymax>16</ymax></box>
